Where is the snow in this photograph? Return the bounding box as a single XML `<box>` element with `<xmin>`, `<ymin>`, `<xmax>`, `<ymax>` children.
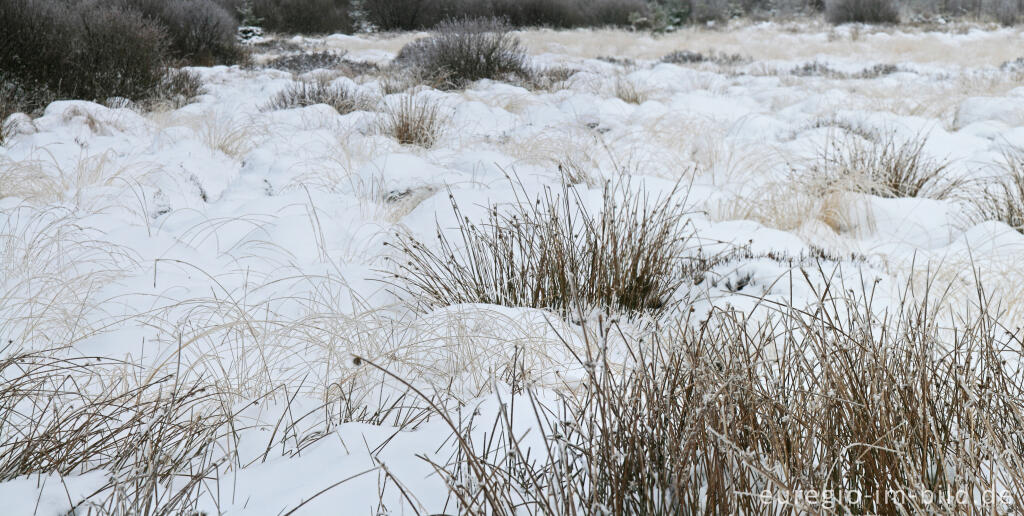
<box><xmin>2</xmin><ymin>22</ymin><xmax>1023</xmax><ymax>514</ymax></box>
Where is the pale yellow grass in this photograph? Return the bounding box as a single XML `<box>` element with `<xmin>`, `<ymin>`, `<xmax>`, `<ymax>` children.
<box><xmin>518</xmin><ymin>23</ymin><xmax>1023</xmax><ymax>67</ymax></box>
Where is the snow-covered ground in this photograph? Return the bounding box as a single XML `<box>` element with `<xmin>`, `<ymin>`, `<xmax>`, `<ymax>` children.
<box><xmin>3</xmin><ymin>22</ymin><xmax>1024</xmax><ymax>514</ymax></box>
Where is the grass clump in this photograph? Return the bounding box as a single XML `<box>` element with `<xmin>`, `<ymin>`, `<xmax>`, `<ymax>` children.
<box><xmin>825</xmin><ymin>0</ymin><xmax>900</xmax><ymax>24</ymax></box>
<box><xmin>0</xmin><ymin>346</ymin><xmax>231</xmax><ymax>514</ymax></box>
<box><xmin>262</xmin><ymin>78</ymin><xmax>376</xmax><ymax>114</ymax></box>
<box><xmin>388</xmin><ymin>177</ymin><xmax>706</xmax><ymax>317</ymax></box>
<box><xmin>394</xmin><ymin>17</ymin><xmax>530</xmax><ymax>90</ymax></box>
<box><xmin>818</xmin><ymin>131</ymin><xmax>958</xmax><ymax>199</ymax></box>
<box><xmin>377</xmin><ymin>95</ymin><xmax>447</xmax><ymax>147</ymax></box>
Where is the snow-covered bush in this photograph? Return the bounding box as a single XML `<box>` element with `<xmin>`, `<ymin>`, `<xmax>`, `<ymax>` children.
<box><xmin>825</xmin><ymin>0</ymin><xmax>900</xmax><ymax>23</ymax></box>
<box><xmin>123</xmin><ymin>0</ymin><xmax>246</xmax><ymax>65</ymax></box>
<box><xmin>388</xmin><ymin>178</ymin><xmax>707</xmax><ymax>316</ymax></box>
<box><xmin>395</xmin><ymin>17</ymin><xmax>529</xmax><ymax>89</ymax></box>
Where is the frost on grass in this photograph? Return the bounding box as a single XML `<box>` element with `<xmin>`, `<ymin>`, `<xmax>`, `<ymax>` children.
<box><xmin>387</xmin><ymin>177</ymin><xmax>719</xmax><ymax>317</ymax></box>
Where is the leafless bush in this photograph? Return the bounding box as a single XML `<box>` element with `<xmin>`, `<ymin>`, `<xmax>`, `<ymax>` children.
<box><xmin>253</xmin><ymin>0</ymin><xmax>353</xmax><ymax>34</ymax></box>
<box><xmin>427</xmin><ymin>273</ymin><xmax>1024</xmax><ymax>514</ymax></box>
<box><xmin>387</xmin><ymin>176</ymin><xmax>712</xmax><ymax>317</ymax></box>
<box><xmin>0</xmin><ymin>0</ymin><xmax>169</xmax><ymax>102</ymax></box>
<box><xmin>124</xmin><ymin>0</ymin><xmax>245</xmax><ymax>65</ymax></box>
<box><xmin>817</xmin><ymin>131</ymin><xmax>959</xmax><ymax>199</ymax></box>
<box><xmin>394</xmin><ymin>17</ymin><xmax>530</xmax><ymax>89</ymax></box>
<box><xmin>361</xmin><ymin>0</ymin><xmax>646</xmax><ymax>31</ymax></box>
<box><xmin>825</xmin><ymin>0</ymin><xmax>900</xmax><ymax>23</ymax></box>
<box><xmin>273</xmin><ymin>51</ymin><xmax>342</xmax><ymax>73</ymax></box>
<box><xmin>262</xmin><ymin>78</ymin><xmax>377</xmax><ymax>114</ymax></box>
<box><xmin>377</xmin><ymin>95</ymin><xmax>447</xmax><ymax>146</ymax></box>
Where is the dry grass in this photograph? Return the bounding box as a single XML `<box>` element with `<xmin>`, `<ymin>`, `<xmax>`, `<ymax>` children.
<box><xmin>386</xmin><ymin>176</ymin><xmax>718</xmax><ymax>317</ymax></box>
<box><xmin>377</xmin><ymin>95</ymin><xmax>448</xmax><ymax>148</ymax></box>
<box><xmin>611</xmin><ymin>75</ymin><xmax>650</xmax><ymax>104</ymax></box>
<box><xmin>966</xmin><ymin>146</ymin><xmax>1024</xmax><ymax>233</ymax></box>
<box><xmin>517</xmin><ymin>25</ymin><xmax>1024</xmax><ymax>67</ymax></box>
<box><xmin>422</xmin><ymin>271</ymin><xmax>1024</xmax><ymax>514</ymax></box>
<box><xmin>0</xmin><ymin>346</ymin><xmax>230</xmax><ymax>514</ymax></box>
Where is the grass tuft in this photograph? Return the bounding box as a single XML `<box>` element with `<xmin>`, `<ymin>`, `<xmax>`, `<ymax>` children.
<box><xmin>377</xmin><ymin>95</ymin><xmax>447</xmax><ymax>147</ymax></box>
<box><xmin>816</xmin><ymin>130</ymin><xmax>959</xmax><ymax>199</ymax></box>
<box><xmin>387</xmin><ymin>176</ymin><xmax>712</xmax><ymax>317</ymax></box>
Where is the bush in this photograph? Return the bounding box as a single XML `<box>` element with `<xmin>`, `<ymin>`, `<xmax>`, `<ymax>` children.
<box><xmin>388</xmin><ymin>177</ymin><xmax>709</xmax><ymax>316</ymax></box>
<box><xmin>395</xmin><ymin>17</ymin><xmax>529</xmax><ymax>89</ymax></box>
<box><xmin>150</xmin><ymin>69</ymin><xmax>206</xmax><ymax>109</ymax></box>
<box><xmin>360</xmin><ymin>0</ymin><xmax>645</xmax><ymax>31</ymax></box>
<box><xmin>262</xmin><ymin>78</ymin><xmax>376</xmax><ymax>114</ymax></box>
<box><xmin>825</xmin><ymin>0</ymin><xmax>900</xmax><ymax>23</ymax></box>
<box><xmin>252</xmin><ymin>0</ymin><xmax>353</xmax><ymax>34</ymax></box>
<box><xmin>0</xmin><ymin>0</ymin><xmax>169</xmax><ymax>102</ymax></box>
<box><xmin>122</xmin><ymin>0</ymin><xmax>245</xmax><ymax>65</ymax></box>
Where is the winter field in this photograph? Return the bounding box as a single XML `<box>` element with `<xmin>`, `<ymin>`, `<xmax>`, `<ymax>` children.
<box><xmin>5</xmin><ymin>17</ymin><xmax>1024</xmax><ymax>515</ymax></box>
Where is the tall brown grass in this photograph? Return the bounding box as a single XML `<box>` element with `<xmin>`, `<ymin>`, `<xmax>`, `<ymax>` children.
<box><xmin>417</xmin><ymin>270</ymin><xmax>1024</xmax><ymax>514</ymax></box>
<box><xmin>387</xmin><ymin>176</ymin><xmax>719</xmax><ymax>317</ymax></box>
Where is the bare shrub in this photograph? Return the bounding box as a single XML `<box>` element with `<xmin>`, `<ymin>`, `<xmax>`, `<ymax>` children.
<box><xmin>817</xmin><ymin>131</ymin><xmax>959</xmax><ymax>199</ymax></box>
<box><xmin>124</xmin><ymin>0</ymin><xmax>245</xmax><ymax>65</ymax></box>
<box><xmin>424</xmin><ymin>273</ymin><xmax>1024</xmax><ymax>514</ymax></box>
<box><xmin>0</xmin><ymin>0</ymin><xmax>169</xmax><ymax>103</ymax></box>
<box><xmin>395</xmin><ymin>17</ymin><xmax>530</xmax><ymax>90</ymax></box>
<box><xmin>377</xmin><ymin>95</ymin><xmax>447</xmax><ymax>147</ymax></box>
<box><xmin>266</xmin><ymin>51</ymin><xmax>344</xmax><ymax>73</ymax></box>
<box><xmin>253</xmin><ymin>0</ymin><xmax>353</xmax><ymax>34</ymax></box>
<box><xmin>361</xmin><ymin>0</ymin><xmax>646</xmax><ymax>31</ymax></box>
<box><xmin>262</xmin><ymin>78</ymin><xmax>376</xmax><ymax>113</ymax></box>
<box><xmin>387</xmin><ymin>177</ymin><xmax>710</xmax><ymax>316</ymax></box>
<box><xmin>825</xmin><ymin>0</ymin><xmax>900</xmax><ymax>23</ymax></box>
